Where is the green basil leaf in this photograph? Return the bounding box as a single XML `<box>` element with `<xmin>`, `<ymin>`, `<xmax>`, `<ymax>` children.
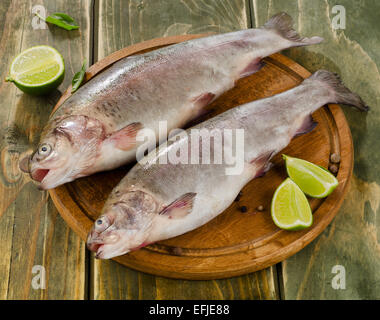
<box><xmin>71</xmin><ymin>59</ymin><xmax>87</xmax><ymax>93</ymax></box>
<box><xmin>38</xmin><ymin>12</ymin><xmax>79</xmax><ymax>31</ymax></box>
<box><xmin>50</xmin><ymin>13</ymin><xmax>76</xmax><ymax>23</ymax></box>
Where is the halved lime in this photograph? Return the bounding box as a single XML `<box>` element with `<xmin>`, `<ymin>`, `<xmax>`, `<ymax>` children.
<box><xmin>283</xmin><ymin>155</ymin><xmax>338</xmax><ymax>198</ymax></box>
<box><xmin>271</xmin><ymin>178</ymin><xmax>313</xmax><ymax>231</ymax></box>
<box><xmin>6</xmin><ymin>45</ymin><xmax>65</xmax><ymax>95</ymax></box>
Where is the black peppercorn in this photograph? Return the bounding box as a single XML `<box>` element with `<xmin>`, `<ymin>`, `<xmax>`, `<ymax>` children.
<box><xmin>240</xmin><ymin>206</ymin><xmax>248</xmax><ymax>213</ymax></box>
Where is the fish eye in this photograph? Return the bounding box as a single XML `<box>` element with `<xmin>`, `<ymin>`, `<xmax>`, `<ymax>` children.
<box><xmin>95</xmin><ymin>217</ymin><xmax>110</xmax><ymax>232</ymax></box>
<box><xmin>38</xmin><ymin>143</ymin><xmax>52</xmax><ymax>156</ymax></box>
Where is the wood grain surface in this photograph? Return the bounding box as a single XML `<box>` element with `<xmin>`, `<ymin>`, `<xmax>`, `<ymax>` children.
<box><xmin>251</xmin><ymin>0</ymin><xmax>380</xmax><ymax>300</ymax></box>
<box><xmin>0</xmin><ymin>0</ymin><xmax>92</xmax><ymax>299</ymax></box>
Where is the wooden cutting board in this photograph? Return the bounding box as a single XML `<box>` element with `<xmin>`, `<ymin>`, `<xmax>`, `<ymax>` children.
<box><xmin>49</xmin><ymin>34</ymin><xmax>353</xmax><ymax>280</ymax></box>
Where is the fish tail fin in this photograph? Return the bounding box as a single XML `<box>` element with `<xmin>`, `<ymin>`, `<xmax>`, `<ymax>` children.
<box><xmin>262</xmin><ymin>12</ymin><xmax>324</xmax><ymax>46</ymax></box>
<box><xmin>307</xmin><ymin>70</ymin><xmax>370</xmax><ymax>112</ymax></box>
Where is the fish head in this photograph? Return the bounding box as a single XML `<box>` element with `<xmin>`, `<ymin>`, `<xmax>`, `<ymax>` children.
<box><xmin>87</xmin><ymin>190</ymin><xmax>160</xmax><ymax>259</ymax></box>
<box><xmin>20</xmin><ymin>115</ymin><xmax>105</xmax><ymax>189</ymax></box>
<box><xmin>24</xmin><ymin>134</ymin><xmax>73</xmax><ymax>189</ymax></box>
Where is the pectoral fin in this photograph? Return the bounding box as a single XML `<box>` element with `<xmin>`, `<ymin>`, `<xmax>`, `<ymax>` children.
<box><xmin>107</xmin><ymin>122</ymin><xmax>143</xmax><ymax>151</ymax></box>
<box><xmin>159</xmin><ymin>192</ymin><xmax>197</xmax><ymax>219</ymax></box>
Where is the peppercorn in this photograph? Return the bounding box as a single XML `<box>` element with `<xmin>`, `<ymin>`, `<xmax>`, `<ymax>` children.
<box><xmin>171</xmin><ymin>247</ymin><xmax>183</xmax><ymax>256</ymax></box>
<box><xmin>330</xmin><ymin>153</ymin><xmax>341</xmax><ymax>164</ymax></box>
<box><xmin>240</xmin><ymin>205</ymin><xmax>248</xmax><ymax>213</ymax></box>
<box><xmin>329</xmin><ymin>164</ymin><xmax>339</xmax><ymax>174</ymax></box>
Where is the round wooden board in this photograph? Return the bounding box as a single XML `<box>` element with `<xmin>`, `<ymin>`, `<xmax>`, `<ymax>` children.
<box><xmin>49</xmin><ymin>34</ymin><xmax>354</xmax><ymax>280</ymax></box>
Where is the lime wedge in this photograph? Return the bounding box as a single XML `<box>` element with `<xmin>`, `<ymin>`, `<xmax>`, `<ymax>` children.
<box><xmin>6</xmin><ymin>45</ymin><xmax>65</xmax><ymax>95</ymax></box>
<box><xmin>283</xmin><ymin>155</ymin><xmax>338</xmax><ymax>198</ymax></box>
<box><xmin>271</xmin><ymin>178</ymin><xmax>313</xmax><ymax>231</ymax></box>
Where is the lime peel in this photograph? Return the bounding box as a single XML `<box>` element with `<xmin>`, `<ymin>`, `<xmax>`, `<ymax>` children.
<box><xmin>7</xmin><ymin>45</ymin><xmax>65</xmax><ymax>95</ymax></box>
<box><xmin>283</xmin><ymin>154</ymin><xmax>338</xmax><ymax>198</ymax></box>
<box><xmin>271</xmin><ymin>178</ymin><xmax>313</xmax><ymax>231</ymax></box>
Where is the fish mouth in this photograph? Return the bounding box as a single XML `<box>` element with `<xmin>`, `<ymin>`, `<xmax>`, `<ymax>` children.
<box><xmin>95</xmin><ymin>245</ymin><xmax>105</xmax><ymax>259</ymax></box>
<box><xmin>87</xmin><ymin>231</ymin><xmax>105</xmax><ymax>257</ymax></box>
<box><xmin>92</xmin><ymin>243</ymin><xmax>104</xmax><ymax>259</ymax></box>
<box><xmin>87</xmin><ymin>240</ymin><xmax>103</xmax><ymax>252</ymax></box>
<box><xmin>19</xmin><ymin>155</ymin><xmax>31</xmax><ymax>173</ymax></box>
<box><xmin>31</xmin><ymin>169</ymin><xmax>50</xmax><ymax>183</ymax></box>
<box><xmin>87</xmin><ymin>242</ymin><xmax>105</xmax><ymax>259</ymax></box>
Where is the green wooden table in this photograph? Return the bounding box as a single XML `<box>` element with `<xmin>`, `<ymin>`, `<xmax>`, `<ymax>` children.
<box><xmin>0</xmin><ymin>0</ymin><xmax>378</xmax><ymax>300</ymax></box>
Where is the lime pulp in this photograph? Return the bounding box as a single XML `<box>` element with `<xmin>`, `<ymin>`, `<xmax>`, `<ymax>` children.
<box><xmin>283</xmin><ymin>155</ymin><xmax>338</xmax><ymax>198</ymax></box>
<box><xmin>6</xmin><ymin>45</ymin><xmax>65</xmax><ymax>95</ymax></box>
<box><xmin>271</xmin><ymin>178</ymin><xmax>313</xmax><ymax>231</ymax></box>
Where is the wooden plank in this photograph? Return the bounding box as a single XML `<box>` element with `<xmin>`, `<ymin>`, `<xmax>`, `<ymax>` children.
<box><xmin>91</xmin><ymin>260</ymin><xmax>278</xmax><ymax>299</ymax></box>
<box><xmin>91</xmin><ymin>0</ymin><xmax>279</xmax><ymax>299</ymax></box>
<box><xmin>96</xmin><ymin>0</ymin><xmax>251</xmax><ymax>59</ymax></box>
<box><xmin>251</xmin><ymin>0</ymin><xmax>380</xmax><ymax>299</ymax></box>
<box><xmin>0</xmin><ymin>0</ymin><xmax>93</xmax><ymax>299</ymax></box>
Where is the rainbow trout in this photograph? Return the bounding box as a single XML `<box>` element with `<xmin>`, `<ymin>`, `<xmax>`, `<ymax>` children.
<box><xmin>86</xmin><ymin>70</ymin><xmax>368</xmax><ymax>259</ymax></box>
<box><xmin>20</xmin><ymin>12</ymin><xmax>323</xmax><ymax>189</ymax></box>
